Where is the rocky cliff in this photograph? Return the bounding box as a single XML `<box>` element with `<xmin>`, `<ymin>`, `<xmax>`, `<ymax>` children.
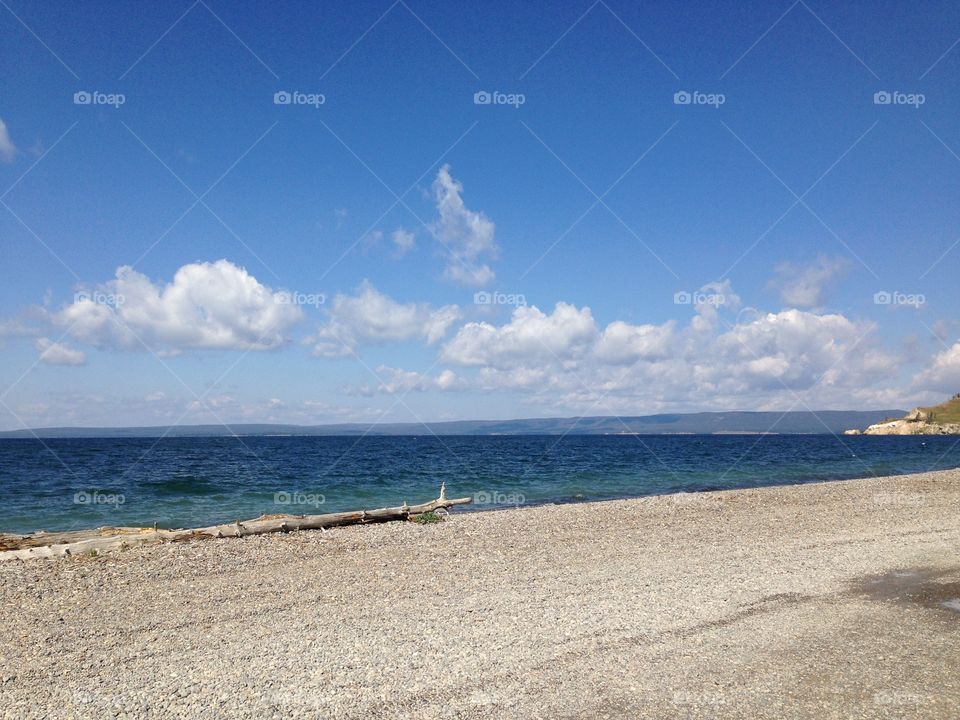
<box><xmin>846</xmin><ymin>396</ymin><xmax>960</xmax><ymax>435</ymax></box>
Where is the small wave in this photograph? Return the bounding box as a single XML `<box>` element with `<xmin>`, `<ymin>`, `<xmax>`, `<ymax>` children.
<box><xmin>142</xmin><ymin>476</ymin><xmax>220</xmax><ymax>496</ymax></box>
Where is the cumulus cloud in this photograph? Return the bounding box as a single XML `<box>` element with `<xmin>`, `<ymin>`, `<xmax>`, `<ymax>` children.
<box><xmin>391</xmin><ymin>228</ymin><xmax>416</xmax><ymax>256</ymax></box>
<box><xmin>594</xmin><ymin>320</ymin><xmax>676</xmax><ymax>364</ymax></box>
<box><xmin>690</xmin><ymin>279</ymin><xmax>742</xmax><ymax>329</ymax></box>
<box><xmin>930</xmin><ymin>320</ymin><xmax>959</xmax><ymax>345</ymax></box>
<box><xmin>0</xmin><ymin>119</ymin><xmax>16</xmax><ymax>163</ymax></box>
<box><xmin>312</xmin><ymin>281</ymin><xmax>460</xmax><ymax>358</ymax></box>
<box><xmin>770</xmin><ymin>255</ymin><xmax>850</xmax><ymax>307</ymax></box>
<box><xmin>914</xmin><ymin>342</ymin><xmax>960</xmax><ymax>394</ymax></box>
<box><xmin>709</xmin><ymin>310</ymin><xmax>883</xmax><ymax>392</ymax></box>
<box><xmin>0</xmin><ymin>317</ymin><xmax>40</xmax><ymax>338</ymax></box>
<box><xmin>429</xmin><ymin>291</ymin><xmax>899</xmax><ymax>411</ymax></box>
<box><xmin>363</xmin><ymin>229</ymin><xmax>384</xmax><ymax>249</ymax></box>
<box><xmin>429</xmin><ymin>165</ymin><xmax>498</xmax><ymax>286</ymax></box>
<box><xmin>53</xmin><ymin>260</ymin><xmax>303</xmax><ymax>353</ymax></box>
<box><xmin>35</xmin><ymin>338</ymin><xmax>86</xmax><ymax>366</ymax></box>
<box><xmin>348</xmin><ymin>365</ymin><xmax>459</xmax><ymax>395</ymax></box>
<box><xmin>441</xmin><ymin>302</ymin><xmax>597</xmax><ymax>367</ymax></box>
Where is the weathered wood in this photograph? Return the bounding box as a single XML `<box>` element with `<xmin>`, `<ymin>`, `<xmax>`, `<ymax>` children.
<box><xmin>0</xmin><ymin>488</ymin><xmax>471</xmax><ymax>561</ymax></box>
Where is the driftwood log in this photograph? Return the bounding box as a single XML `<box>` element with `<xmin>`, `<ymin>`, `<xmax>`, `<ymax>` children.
<box><xmin>0</xmin><ymin>484</ymin><xmax>471</xmax><ymax>561</ymax></box>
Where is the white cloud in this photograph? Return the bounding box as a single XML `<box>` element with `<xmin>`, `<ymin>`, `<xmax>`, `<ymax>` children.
<box><xmin>312</xmin><ymin>281</ymin><xmax>460</xmax><ymax>358</ymax></box>
<box><xmin>594</xmin><ymin>320</ymin><xmax>676</xmax><ymax>364</ymax></box>
<box><xmin>770</xmin><ymin>255</ymin><xmax>850</xmax><ymax>307</ymax></box>
<box><xmin>36</xmin><ymin>338</ymin><xmax>86</xmax><ymax>366</ymax></box>
<box><xmin>0</xmin><ymin>119</ymin><xmax>16</xmax><ymax>163</ymax></box>
<box><xmin>369</xmin><ymin>365</ymin><xmax>458</xmax><ymax>394</ymax></box>
<box><xmin>429</xmin><ymin>165</ymin><xmax>497</xmax><ymax>286</ymax></box>
<box><xmin>0</xmin><ymin>317</ymin><xmax>40</xmax><ymax>338</ymax></box>
<box><xmin>441</xmin><ymin>302</ymin><xmax>597</xmax><ymax>367</ymax></box>
<box><xmin>475</xmin><ymin>365</ymin><xmax>553</xmax><ymax>391</ymax></box>
<box><xmin>708</xmin><ymin>309</ymin><xmax>881</xmax><ymax>391</ymax></box>
<box><xmin>929</xmin><ymin>320</ymin><xmax>960</xmax><ymax>345</ymax></box>
<box><xmin>691</xmin><ymin>279</ymin><xmax>742</xmax><ymax>329</ymax></box>
<box><xmin>433</xmin><ymin>291</ymin><xmax>899</xmax><ymax>411</ymax></box>
<box><xmin>392</xmin><ymin>228</ymin><xmax>415</xmax><ymax>256</ymax></box>
<box><xmin>53</xmin><ymin>260</ymin><xmax>303</xmax><ymax>353</ymax></box>
<box><xmin>914</xmin><ymin>342</ymin><xmax>960</xmax><ymax>394</ymax></box>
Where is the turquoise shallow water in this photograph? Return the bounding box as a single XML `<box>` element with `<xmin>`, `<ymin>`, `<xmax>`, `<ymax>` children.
<box><xmin>0</xmin><ymin>434</ymin><xmax>957</xmax><ymax>534</ymax></box>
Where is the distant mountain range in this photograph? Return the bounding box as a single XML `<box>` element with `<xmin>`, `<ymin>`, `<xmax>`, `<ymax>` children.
<box><xmin>0</xmin><ymin>410</ymin><xmax>905</xmax><ymax>438</ymax></box>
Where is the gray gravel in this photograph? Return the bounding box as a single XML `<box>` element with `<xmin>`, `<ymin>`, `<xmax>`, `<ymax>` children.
<box><xmin>2</xmin><ymin>470</ymin><xmax>959</xmax><ymax>719</ymax></box>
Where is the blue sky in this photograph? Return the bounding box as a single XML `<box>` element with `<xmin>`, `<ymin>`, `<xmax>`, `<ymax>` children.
<box><xmin>1</xmin><ymin>0</ymin><xmax>960</xmax><ymax>429</ymax></box>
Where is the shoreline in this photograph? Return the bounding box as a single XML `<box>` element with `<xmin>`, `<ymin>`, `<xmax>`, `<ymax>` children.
<box><xmin>6</xmin><ymin>458</ymin><xmax>960</xmax><ymax>540</ymax></box>
<box><xmin>458</xmin><ymin>460</ymin><xmax>960</xmax><ymax>512</ymax></box>
<box><xmin>2</xmin><ymin>468</ymin><xmax>959</xmax><ymax>717</ymax></box>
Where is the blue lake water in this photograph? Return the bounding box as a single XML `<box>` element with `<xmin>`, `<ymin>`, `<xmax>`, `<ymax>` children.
<box><xmin>0</xmin><ymin>434</ymin><xmax>958</xmax><ymax>534</ymax></box>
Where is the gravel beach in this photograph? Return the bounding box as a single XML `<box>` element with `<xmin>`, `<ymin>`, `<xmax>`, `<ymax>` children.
<box><xmin>2</xmin><ymin>469</ymin><xmax>959</xmax><ymax>719</ymax></box>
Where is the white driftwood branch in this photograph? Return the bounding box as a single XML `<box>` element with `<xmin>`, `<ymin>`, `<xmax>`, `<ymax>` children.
<box><xmin>0</xmin><ymin>490</ymin><xmax>471</xmax><ymax>562</ymax></box>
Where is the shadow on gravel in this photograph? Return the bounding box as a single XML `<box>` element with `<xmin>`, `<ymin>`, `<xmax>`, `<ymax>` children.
<box><xmin>849</xmin><ymin>567</ymin><xmax>960</xmax><ymax>616</ymax></box>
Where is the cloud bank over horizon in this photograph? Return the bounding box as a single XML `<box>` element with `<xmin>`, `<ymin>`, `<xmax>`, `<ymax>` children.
<box><xmin>2</xmin><ymin>251</ymin><xmax>953</xmax><ymax>428</ymax></box>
